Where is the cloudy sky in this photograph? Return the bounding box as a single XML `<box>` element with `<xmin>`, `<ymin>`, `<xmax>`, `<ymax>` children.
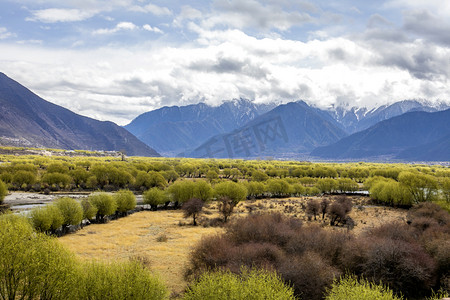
<box><xmin>0</xmin><ymin>0</ymin><xmax>449</xmax><ymax>125</ymax></box>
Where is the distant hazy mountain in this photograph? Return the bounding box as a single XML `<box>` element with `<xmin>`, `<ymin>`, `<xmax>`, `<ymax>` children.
<box><xmin>125</xmin><ymin>98</ymin><xmax>275</xmax><ymax>156</ymax></box>
<box><xmin>311</xmin><ymin>109</ymin><xmax>450</xmax><ymax>161</ymax></box>
<box><xmin>185</xmin><ymin>101</ymin><xmax>347</xmax><ymax>159</ymax></box>
<box><xmin>0</xmin><ymin>73</ymin><xmax>159</xmax><ymax>156</ymax></box>
<box><xmin>328</xmin><ymin>100</ymin><xmax>450</xmax><ymax>134</ymax></box>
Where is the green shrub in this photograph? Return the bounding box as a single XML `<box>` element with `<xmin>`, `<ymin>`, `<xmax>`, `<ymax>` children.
<box><xmin>193</xmin><ymin>180</ymin><xmax>213</xmax><ymax>202</ymax></box>
<box><xmin>89</xmin><ymin>192</ymin><xmax>117</xmax><ymax>222</ymax></box>
<box><xmin>114</xmin><ymin>189</ymin><xmax>136</xmax><ymax>214</ymax></box>
<box><xmin>30</xmin><ymin>205</ymin><xmax>64</xmax><ymax>233</ymax></box>
<box><xmin>55</xmin><ymin>197</ymin><xmax>83</xmax><ymax>227</ymax></box>
<box><xmin>143</xmin><ymin>188</ymin><xmax>168</xmax><ymax>210</ymax></box>
<box><xmin>78</xmin><ymin>260</ymin><xmax>167</xmax><ymax>300</ymax></box>
<box><xmin>325</xmin><ymin>275</ymin><xmax>403</xmax><ymax>300</ymax></box>
<box><xmin>184</xmin><ymin>268</ymin><xmax>295</xmax><ymax>300</ymax></box>
<box><xmin>0</xmin><ymin>214</ymin><xmax>78</xmax><ymax>299</ymax></box>
<box><xmin>42</xmin><ymin>172</ymin><xmax>73</xmax><ymax>188</ymax></box>
<box><xmin>214</xmin><ymin>181</ymin><xmax>247</xmax><ymax>205</ymax></box>
<box><xmin>0</xmin><ymin>180</ymin><xmax>7</xmax><ymax>203</ymax></box>
<box><xmin>12</xmin><ymin>170</ymin><xmax>36</xmax><ymax>187</ymax></box>
<box><xmin>81</xmin><ymin>198</ymin><xmax>97</xmax><ymax>221</ymax></box>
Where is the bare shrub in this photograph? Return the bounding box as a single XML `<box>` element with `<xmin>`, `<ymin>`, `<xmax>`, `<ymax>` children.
<box><xmin>182</xmin><ymin>198</ymin><xmax>205</xmax><ymax>226</ymax></box>
<box><xmin>320</xmin><ymin>198</ymin><xmax>330</xmax><ymax>220</ymax></box>
<box><xmin>278</xmin><ymin>251</ymin><xmax>341</xmax><ymax>300</ymax></box>
<box><xmin>217</xmin><ymin>196</ymin><xmax>234</xmax><ymax>222</ymax></box>
<box><xmin>361</xmin><ymin>237</ymin><xmax>437</xmax><ymax>298</ymax></box>
<box><xmin>306</xmin><ymin>199</ymin><xmax>321</xmax><ymax>220</ymax></box>
<box><xmin>226</xmin><ymin>213</ymin><xmax>302</xmax><ymax>247</ymax></box>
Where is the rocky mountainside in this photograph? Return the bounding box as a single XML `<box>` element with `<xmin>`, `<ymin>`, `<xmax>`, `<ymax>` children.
<box><xmin>0</xmin><ymin>73</ymin><xmax>159</xmax><ymax>157</ymax></box>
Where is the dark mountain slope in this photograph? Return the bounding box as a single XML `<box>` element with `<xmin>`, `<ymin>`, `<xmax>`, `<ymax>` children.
<box><xmin>125</xmin><ymin>98</ymin><xmax>274</xmax><ymax>156</ymax></box>
<box><xmin>185</xmin><ymin>101</ymin><xmax>347</xmax><ymax>158</ymax></box>
<box><xmin>0</xmin><ymin>73</ymin><xmax>159</xmax><ymax>156</ymax></box>
<box><xmin>311</xmin><ymin>109</ymin><xmax>450</xmax><ymax>160</ymax></box>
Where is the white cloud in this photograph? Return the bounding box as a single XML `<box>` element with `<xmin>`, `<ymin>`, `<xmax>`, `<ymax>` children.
<box><xmin>202</xmin><ymin>0</ymin><xmax>315</xmax><ymax>31</ymax></box>
<box><xmin>93</xmin><ymin>22</ymin><xmax>138</xmax><ymax>35</ymax></box>
<box><xmin>129</xmin><ymin>3</ymin><xmax>172</xmax><ymax>15</ymax></box>
<box><xmin>143</xmin><ymin>24</ymin><xmax>163</xmax><ymax>34</ymax></box>
<box><xmin>0</xmin><ymin>27</ymin><xmax>15</xmax><ymax>39</ymax></box>
<box><xmin>1</xmin><ymin>26</ymin><xmax>449</xmax><ymax>126</ymax></box>
<box><xmin>26</xmin><ymin>8</ymin><xmax>97</xmax><ymax>23</ymax></box>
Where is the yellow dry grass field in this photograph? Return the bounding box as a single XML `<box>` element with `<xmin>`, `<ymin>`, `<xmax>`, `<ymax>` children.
<box><xmin>59</xmin><ymin>210</ymin><xmax>223</xmax><ymax>296</ymax></box>
<box><xmin>59</xmin><ymin>196</ymin><xmax>408</xmax><ymax>296</ymax></box>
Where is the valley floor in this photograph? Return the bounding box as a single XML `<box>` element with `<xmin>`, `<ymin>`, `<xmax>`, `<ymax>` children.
<box><xmin>58</xmin><ymin>196</ymin><xmax>407</xmax><ymax>297</ymax></box>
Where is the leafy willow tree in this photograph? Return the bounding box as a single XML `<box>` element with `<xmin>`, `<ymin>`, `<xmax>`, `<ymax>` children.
<box><xmin>78</xmin><ymin>260</ymin><xmax>167</xmax><ymax>300</ymax></box>
<box><xmin>214</xmin><ymin>181</ymin><xmax>247</xmax><ymax>206</ymax></box>
<box><xmin>398</xmin><ymin>171</ymin><xmax>438</xmax><ymax>203</ymax></box>
<box><xmin>0</xmin><ymin>180</ymin><xmax>7</xmax><ymax>203</ymax></box>
<box><xmin>143</xmin><ymin>188</ymin><xmax>168</xmax><ymax>210</ymax></box>
<box><xmin>167</xmin><ymin>180</ymin><xmax>196</xmax><ymax>208</ymax></box>
<box><xmin>113</xmin><ymin>189</ymin><xmax>136</xmax><ymax>215</ymax></box>
<box><xmin>193</xmin><ymin>180</ymin><xmax>213</xmax><ymax>202</ymax></box>
<box><xmin>316</xmin><ymin>178</ymin><xmax>338</xmax><ymax>194</ymax></box>
<box><xmin>89</xmin><ymin>192</ymin><xmax>117</xmax><ymax>222</ymax></box>
<box><xmin>30</xmin><ymin>205</ymin><xmax>64</xmax><ymax>234</ymax></box>
<box><xmin>184</xmin><ymin>268</ymin><xmax>295</xmax><ymax>300</ymax></box>
<box><xmin>0</xmin><ymin>214</ymin><xmax>78</xmax><ymax>300</ymax></box>
<box><xmin>55</xmin><ymin>197</ymin><xmax>83</xmax><ymax>232</ymax></box>
<box><xmin>81</xmin><ymin>198</ymin><xmax>97</xmax><ymax>222</ymax></box>
<box><xmin>325</xmin><ymin>275</ymin><xmax>403</xmax><ymax>300</ymax></box>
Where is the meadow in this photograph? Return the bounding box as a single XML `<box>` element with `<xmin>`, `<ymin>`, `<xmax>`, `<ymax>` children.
<box><xmin>0</xmin><ymin>148</ymin><xmax>449</xmax><ymax>299</ymax></box>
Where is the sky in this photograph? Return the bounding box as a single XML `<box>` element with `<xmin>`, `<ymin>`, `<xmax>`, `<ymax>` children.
<box><xmin>0</xmin><ymin>0</ymin><xmax>449</xmax><ymax>125</ymax></box>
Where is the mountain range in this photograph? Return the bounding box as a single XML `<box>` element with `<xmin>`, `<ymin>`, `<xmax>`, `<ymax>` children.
<box><xmin>124</xmin><ymin>99</ymin><xmax>275</xmax><ymax>156</ymax></box>
<box><xmin>1</xmin><ymin>72</ymin><xmax>449</xmax><ymax>161</ymax></box>
<box><xmin>0</xmin><ymin>73</ymin><xmax>159</xmax><ymax>157</ymax></box>
<box><xmin>311</xmin><ymin>109</ymin><xmax>450</xmax><ymax>161</ymax></box>
<box><xmin>183</xmin><ymin>101</ymin><xmax>347</xmax><ymax>158</ymax></box>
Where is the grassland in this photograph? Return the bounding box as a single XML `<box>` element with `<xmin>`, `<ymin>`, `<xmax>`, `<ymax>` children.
<box><xmin>59</xmin><ymin>195</ymin><xmax>407</xmax><ymax>296</ymax></box>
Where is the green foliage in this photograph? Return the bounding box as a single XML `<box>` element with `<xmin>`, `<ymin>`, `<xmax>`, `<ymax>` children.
<box><xmin>0</xmin><ymin>180</ymin><xmax>7</xmax><ymax>203</ymax></box>
<box><xmin>89</xmin><ymin>192</ymin><xmax>117</xmax><ymax>221</ymax></box>
<box><xmin>0</xmin><ymin>214</ymin><xmax>78</xmax><ymax>300</ymax></box>
<box><xmin>143</xmin><ymin>188</ymin><xmax>168</xmax><ymax>210</ymax></box>
<box><xmin>79</xmin><ymin>260</ymin><xmax>167</xmax><ymax>300</ymax></box>
<box><xmin>325</xmin><ymin>275</ymin><xmax>403</xmax><ymax>300</ymax></box>
<box><xmin>398</xmin><ymin>171</ymin><xmax>438</xmax><ymax>203</ymax></box>
<box><xmin>42</xmin><ymin>172</ymin><xmax>73</xmax><ymax>187</ymax></box>
<box><xmin>337</xmin><ymin>178</ymin><xmax>359</xmax><ymax>192</ymax></box>
<box><xmin>370</xmin><ymin>179</ymin><xmax>412</xmax><ymax>206</ymax></box>
<box><xmin>251</xmin><ymin>170</ymin><xmax>269</xmax><ymax>182</ymax></box>
<box><xmin>81</xmin><ymin>198</ymin><xmax>97</xmax><ymax>220</ymax></box>
<box><xmin>184</xmin><ymin>268</ymin><xmax>295</xmax><ymax>300</ymax></box>
<box><xmin>206</xmin><ymin>170</ymin><xmax>219</xmax><ymax>182</ymax></box>
<box><xmin>12</xmin><ymin>170</ymin><xmax>36</xmax><ymax>186</ymax></box>
<box><xmin>114</xmin><ymin>189</ymin><xmax>137</xmax><ymax>213</ymax></box>
<box><xmin>30</xmin><ymin>205</ymin><xmax>64</xmax><ymax>233</ymax></box>
<box><xmin>135</xmin><ymin>171</ymin><xmax>167</xmax><ymax>189</ymax></box>
<box><xmin>266</xmin><ymin>179</ymin><xmax>291</xmax><ymax>197</ymax></box>
<box><xmin>47</xmin><ymin>162</ymin><xmax>70</xmax><ymax>174</ymax></box>
<box><xmin>194</xmin><ymin>180</ymin><xmax>213</xmax><ymax>202</ymax></box>
<box><xmin>214</xmin><ymin>181</ymin><xmax>247</xmax><ymax>205</ymax></box>
<box><xmin>244</xmin><ymin>181</ymin><xmax>265</xmax><ymax>198</ymax></box>
<box><xmin>316</xmin><ymin>178</ymin><xmax>338</xmax><ymax>194</ymax></box>
<box><xmin>167</xmin><ymin>180</ymin><xmax>196</xmax><ymax>204</ymax></box>
<box><xmin>55</xmin><ymin>197</ymin><xmax>83</xmax><ymax>227</ymax></box>
<box><xmin>440</xmin><ymin>177</ymin><xmax>450</xmax><ymax>203</ymax></box>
